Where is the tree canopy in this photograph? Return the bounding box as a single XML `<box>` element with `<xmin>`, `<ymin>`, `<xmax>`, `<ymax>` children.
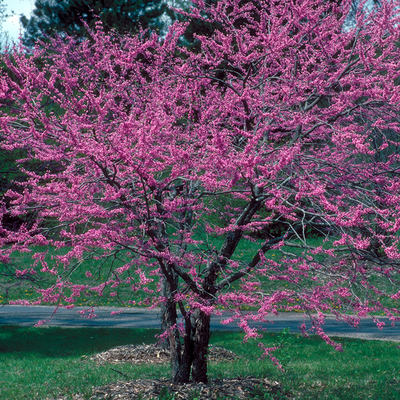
<box><xmin>1</xmin><ymin>0</ymin><xmax>400</xmax><ymax>384</ymax></box>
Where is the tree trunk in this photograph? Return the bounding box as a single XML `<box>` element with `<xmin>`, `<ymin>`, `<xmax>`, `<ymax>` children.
<box><xmin>159</xmin><ymin>277</ymin><xmax>171</xmax><ymax>350</ymax></box>
<box><xmin>165</xmin><ymin>305</ymin><xmax>211</xmax><ymax>383</ymax></box>
<box><xmin>168</xmin><ymin>315</ymin><xmax>192</xmax><ymax>383</ymax></box>
<box><xmin>162</xmin><ymin>295</ymin><xmax>193</xmax><ymax>383</ymax></box>
<box><xmin>190</xmin><ymin>308</ymin><xmax>211</xmax><ymax>383</ymax></box>
<box><xmin>160</xmin><ymin>274</ymin><xmax>192</xmax><ymax>383</ymax></box>
<box><xmin>159</xmin><ymin>270</ymin><xmax>211</xmax><ymax>383</ymax></box>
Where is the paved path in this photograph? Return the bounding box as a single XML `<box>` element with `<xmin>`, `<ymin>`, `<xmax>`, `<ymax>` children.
<box><xmin>1</xmin><ymin>305</ymin><xmax>399</xmax><ymax>341</ymax></box>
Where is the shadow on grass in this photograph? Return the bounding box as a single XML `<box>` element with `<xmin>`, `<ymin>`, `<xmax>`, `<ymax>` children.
<box><xmin>0</xmin><ymin>325</ymin><xmax>160</xmax><ymax>357</ymax></box>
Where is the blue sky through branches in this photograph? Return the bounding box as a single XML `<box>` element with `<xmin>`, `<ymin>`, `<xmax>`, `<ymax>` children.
<box><xmin>2</xmin><ymin>0</ymin><xmax>34</xmax><ymax>43</ymax></box>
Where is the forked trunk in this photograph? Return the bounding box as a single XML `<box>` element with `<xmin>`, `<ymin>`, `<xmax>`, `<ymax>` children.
<box><xmin>162</xmin><ymin>296</ymin><xmax>191</xmax><ymax>383</ymax></box>
<box><xmin>167</xmin><ymin>307</ymin><xmax>211</xmax><ymax>384</ymax></box>
<box><xmin>163</xmin><ymin>304</ymin><xmax>211</xmax><ymax>384</ymax></box>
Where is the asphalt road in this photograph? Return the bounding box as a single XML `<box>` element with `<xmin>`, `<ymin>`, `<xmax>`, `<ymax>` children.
<box><xmin>1</xmin><ymin>305</ymin><xmax>400</xmax><ymax>341</ymax></box>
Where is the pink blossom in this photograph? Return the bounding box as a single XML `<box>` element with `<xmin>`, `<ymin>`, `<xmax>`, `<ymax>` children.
<box><xmin>110</xmin><ymin>310</ymin><xmax>123</xmax><ymax>316</ymax></box>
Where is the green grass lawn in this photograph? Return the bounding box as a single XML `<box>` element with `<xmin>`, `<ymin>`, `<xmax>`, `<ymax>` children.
<box><xmin>0</xmin><ymin>245</ymin><xmax>153</xmax><ymax>307</ymax></box>
<box><xmin>0</xmin><ymin>325</ymin><xmax>399</xmax><ymax>399</ymax></box>
<box><xmin>0</xmin><ymin>234</ymin><xmax>330</xmax><ymax>306</ymax></box>
<box><xmin>1</xmin><ymin>234</ymin><xmax>399</xmax><ymax>315</ymax></box>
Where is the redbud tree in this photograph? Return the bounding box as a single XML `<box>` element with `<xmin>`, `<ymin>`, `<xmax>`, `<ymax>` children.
<box><xmin>1</xmin><ymin>0</ymin><xmax>400</xmax><ymax>384</ymax></box>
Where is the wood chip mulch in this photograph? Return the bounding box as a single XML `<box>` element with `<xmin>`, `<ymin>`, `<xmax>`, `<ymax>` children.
<box><xmin>89</xmin><ymin>343</ymin><xmax>239</xmax><ymax>365</ymax></box>
<box><xmin>82</xmin><ymin>376</ymin><xmax>285</xmax><ymax>399</ymax></box>
<box><xmin>54</xmin><ymin>344</ymin><xmax>291</xmax><ymax>399</ymax></box>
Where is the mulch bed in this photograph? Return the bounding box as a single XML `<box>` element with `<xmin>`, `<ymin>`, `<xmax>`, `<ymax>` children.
<box><xmin>81</xmin><ymin>376</ymin><xmax>284</xmax><ymax>399</ymax></box>
<box><xmin>56</xmin><ymin>344</ymin><xmax>289</xmax><ymax>399</ymax></box>
<box><xmin>89</xmin><ymin>343</ymin><xmax>239</xmax><ymax>365</ymax></box>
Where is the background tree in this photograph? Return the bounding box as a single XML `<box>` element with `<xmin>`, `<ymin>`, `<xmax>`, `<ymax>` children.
<box><xmin>20</xmin><ymin>0</ymin><xmax>221</xmax><ymax>51</ymax></box>
<box><xmin>20</xmin><ymin>0</ymin><xmax>179</xmax><ymax>46</ymax></box>
<box><xmin>1</xmin><ymin>0</ymin><xmax>400</xmax><ymax>384</ymax></box>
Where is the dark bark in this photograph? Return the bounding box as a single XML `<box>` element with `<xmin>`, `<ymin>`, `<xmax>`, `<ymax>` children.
<box><xmin>180</xmin><ymin>311</ymin><xmax>194</xmax><ymax>382</ymax></box>
<box><xmin>159</xmin><ymin>277</ymin><xmax>171</xmax><ymax>350</ymax></box>
<box><xmin>163</xmin><ymin>296</ymin><xmax>181</xmax><ymax>381</ymax></box>
<box><xmin>190</xmin><ymin>308</ymin><xmax>211</xmax><ymax>383</ymax></box>
<box><xmin>162</xmin><ymin>299</ymin><xmax>211</xmax><ymax>383</ymax></box>
<box><xmin>158</xmin><ymin>271</ymin><xmax>192</xmax><ymax>383</ymax></box>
